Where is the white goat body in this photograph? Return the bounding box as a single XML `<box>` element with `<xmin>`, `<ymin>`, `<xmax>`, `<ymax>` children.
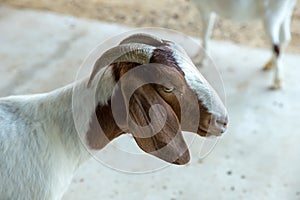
<box><xmin>0</xmin><ymin>87</ymin><xmax>88</xmax><ymax>200</ymax></box>
<box><xmin>0</xmin><ymin>34</ymin><xmax>228</xmax><ymax>200</ymax></box>
<box><xmin>192</xmin><ymin>0</ymin><xmax>297</xmax><ymax>88</ymax></box>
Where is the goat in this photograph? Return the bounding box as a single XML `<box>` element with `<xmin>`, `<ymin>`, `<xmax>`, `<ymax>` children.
<box><xmin>0</xmin><ymin>34</ymin><xmax>228</xmax><ymax>200</ymax></box>
<box><xmin>191</xmin><ymin>0</ymin><xmax>297</xmax><ymax>89</ymax></box>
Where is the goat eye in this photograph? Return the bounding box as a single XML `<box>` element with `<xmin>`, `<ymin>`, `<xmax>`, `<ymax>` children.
<box><xmin>163</xmin><ymin>87</ymin><xmax>174</xmax><ymax>93</ymax></box>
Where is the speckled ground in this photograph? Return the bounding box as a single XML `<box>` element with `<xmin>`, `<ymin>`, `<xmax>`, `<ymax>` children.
<box><xmin>0</xmin><ymin>0</ymin><xmax>299</xmax><ymax>53</ymax></box>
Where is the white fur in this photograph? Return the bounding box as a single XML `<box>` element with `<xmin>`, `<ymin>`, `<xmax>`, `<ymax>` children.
<box><xmin>172</xmin><ymin>52</ymin><xmax>211</xmax><ymax>108</ymax></box>
<box><xmin>173</xmin><ymin>51</ymin><xmax>226</xmax><ymax>120</ymax></box>
<box><xmin>0</xmin><ymin>66</ymin><xmax>114</xmax><ymax>200</ymax></box>
<box><xmin>192</xmin><ymin>0</ymin><xmax>297</xmax><ymax>88</ymax></box>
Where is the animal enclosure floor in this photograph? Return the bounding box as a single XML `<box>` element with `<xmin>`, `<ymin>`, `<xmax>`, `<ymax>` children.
<box><xmin>0</xmin><ymin>7</ymin><xmax>300</xmax><ymax>200</ymax></box>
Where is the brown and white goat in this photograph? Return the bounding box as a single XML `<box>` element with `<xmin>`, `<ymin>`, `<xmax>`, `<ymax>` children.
<box><xmin>0</xmin><ymin>34</ymin><xmax>228</xmax><ymax>200</ymax></box>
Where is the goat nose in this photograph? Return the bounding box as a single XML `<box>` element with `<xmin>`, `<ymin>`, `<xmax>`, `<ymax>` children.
<box><xmin>216</xmin><ymin>116</ymin><xmax>228</xmax><ymax>127</ymax></box>
<box><xmin>216</xmin><ymin>115</ymin><xmax>229</xmax><ymax>131</ymax></box>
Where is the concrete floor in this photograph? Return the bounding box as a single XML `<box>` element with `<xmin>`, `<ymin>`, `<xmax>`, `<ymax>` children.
<box><xmin>1</xmin><ymin>7</ymin><xmax>300</xmax><ymax>200</ymax></box>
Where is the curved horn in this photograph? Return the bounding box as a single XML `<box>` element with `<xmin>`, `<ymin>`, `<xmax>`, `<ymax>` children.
<box><xmin>120</xmin><ymin>33</ymin><xmax>164</xmax><ymax>47</ymax></box>
<box><xmin>88</xmin><ymin>43</ymin><xmax>155</xmax><ymax>87</ymax></box>
<box><xmin>120</xmin><ymin>33</ymin><xmax>188</xmax><ymax>58</ymax></box>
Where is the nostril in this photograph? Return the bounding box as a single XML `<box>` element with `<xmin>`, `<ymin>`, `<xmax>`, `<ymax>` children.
<box><xmin>216</xmin><ymin>118</ymin><xmax>228</xmax><ymax>128</ymax></box>
<box><xmin>223</xmin><ymin>121</ymin><xmax>228</xmax><ymax>127</ymax></box>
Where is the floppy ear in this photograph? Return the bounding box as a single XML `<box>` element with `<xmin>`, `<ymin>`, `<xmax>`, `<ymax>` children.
<box><xmin>125</xmin><ymin>84</ymin><xmax>190</xmax><ymax>165</ymax></box>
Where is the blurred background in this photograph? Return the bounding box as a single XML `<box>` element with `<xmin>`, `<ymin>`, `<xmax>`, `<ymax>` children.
<box><xmin>1</xmin><ymin>0</ymin><xmax>300</xmax><ymax>53</ymax></box>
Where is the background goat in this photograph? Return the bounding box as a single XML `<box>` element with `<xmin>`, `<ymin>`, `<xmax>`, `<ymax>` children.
<box><xmin>192</xmin><ymin>0</ymin><xmax>297</xmax><ymax>89</ymax></box>
<box><xmin>0</xmin><ymin>34</ymin><xmax>228</xmax><ymax>200</ymax></box>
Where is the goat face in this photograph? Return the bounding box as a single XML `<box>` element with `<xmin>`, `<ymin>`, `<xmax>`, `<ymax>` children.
<box><xmin>149</xmin><ymin>45</ymin><xmax>228</xmax><ymax>138</ymax></box>
<box><xmin>89</xmin><ymin>34</ymin><xmax>228</xmax><ymax>165</ymax></box>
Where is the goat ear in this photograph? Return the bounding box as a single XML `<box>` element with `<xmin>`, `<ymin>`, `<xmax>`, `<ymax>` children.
<box><xmin>125</xmin><ymin>85</ymin><xmax>190</xmax><ymax>165</ymax></box>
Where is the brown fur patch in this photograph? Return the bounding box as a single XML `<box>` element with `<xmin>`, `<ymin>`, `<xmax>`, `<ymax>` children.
<box><xmin>87</xmin><ymin>100</ymin><xmax>124</xmax><ymax>150</ymax></box>
<box><xmin>150</xmin><ymin>47</ymin><xmax>184</xmax><ymax>76</ymax></box>
<box><xmin>112</xmin><ymin>62</ymin><xmax>138</xmax><ymax>82</ymax></box>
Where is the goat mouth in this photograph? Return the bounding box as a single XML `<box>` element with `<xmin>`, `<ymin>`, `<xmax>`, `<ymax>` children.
<box><xmin>198</xmin><ymin>127</ymin><xmax>223</xmax><ymax>137</ymax></box>
<box><xmin>197</xmin><ymin>127</ymin><xmax>209</xmax><ymax>137</ymax></box>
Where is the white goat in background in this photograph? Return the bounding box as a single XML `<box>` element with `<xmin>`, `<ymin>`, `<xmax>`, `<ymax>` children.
<box><xmin>192</xmin><ymin>0</ymin><xmax>297</xmax><ymax>89</ymax></box>
<box><xmin>0</xmin><ymin>34</ymin><xmax>228</xmax><ymax>200</ymax></box>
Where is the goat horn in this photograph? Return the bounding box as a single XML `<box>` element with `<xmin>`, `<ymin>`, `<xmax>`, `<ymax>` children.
<box><xmin>120</xmin><ymin>33</ymin><xmax>164</xmax><ymax>47</ymax></box>
<box><xmin>88</xmin><ymin>43</ymin><xmax>155</xmax><ymax>87</ymax></box>
<box><xmin>121</xmin><ymin>34</ymin><xmax>188</xmax><ymax>58</ymax></box>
